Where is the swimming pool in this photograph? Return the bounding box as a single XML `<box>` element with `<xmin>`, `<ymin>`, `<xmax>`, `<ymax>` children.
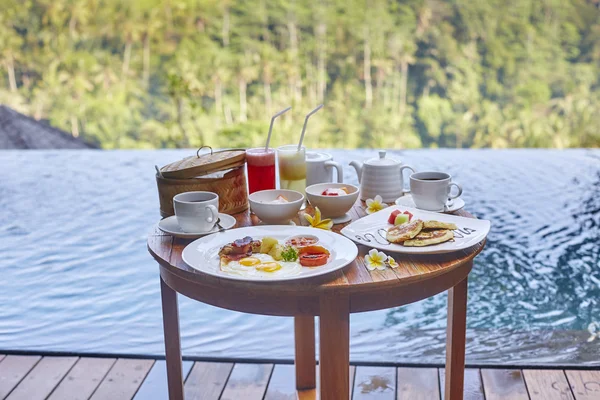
<box><xmin>1</xmin><ymin>149</ymin><xmax>598</xmax><ymax>366</ymax></box>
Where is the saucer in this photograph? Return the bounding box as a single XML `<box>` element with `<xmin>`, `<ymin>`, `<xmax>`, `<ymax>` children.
<box><xmin>394</xmin><ymin>194</ymin><xmax>465</xmax><ymax>213</ymax></box>
<box><xmin>158</xmin><ymin>213</ymin><xmax>236</xmax><ymax>239</ymax></box>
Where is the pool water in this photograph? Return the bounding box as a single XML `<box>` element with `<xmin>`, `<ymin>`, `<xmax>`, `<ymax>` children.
<box><xmin>1</xmin><ymin>149</ymin><xmax>599</xmax><ymax>365</ymax></box>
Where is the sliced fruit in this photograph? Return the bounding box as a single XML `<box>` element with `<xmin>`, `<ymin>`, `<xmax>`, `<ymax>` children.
<box><xmin>403</xmin><ymin>210</ymin><xmax>413</xmax><ymax>221</ymax></box>
<box><xmin>394</xmin><ymin>214</ymin><xmax>410</xmax><ymax>225</ymax></box>
<box><xmin>388</xmin><ymin>210</ymin><xmax>401</xmax><ymax>224</ymax></box>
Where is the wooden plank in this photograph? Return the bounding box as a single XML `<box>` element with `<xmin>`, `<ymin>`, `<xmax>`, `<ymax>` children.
<box><xmin>445</xmin><ymin>277</ymin><xmax>468</xmax><ymax>400</ymax></box>
<box><xmin>7</xmin><ymin>356</ymin><xmax>78</xmax><ymax>400</ymax></box>
<box><xmin>295</xmin><ymin>315</ymin><xmax>316</xmax><ymax>389</ymax></box>
<box><xmin>264</xmin><ymin>364</ymin><xmax>296</xmax><ymax>400</ymax></box>
<box><xmin>48</xmin><ymin>357</ymin><xmax>116</xmax><ymax>400</ymax></box>
<box><xmin>132</xmin><ymin>360</ymin><xmax>193</xmax><ymax>400</ymax></box>
<box><xmin>440</xmin><ymin>368</ymin><xmax>484</xmax><ymax>400</ymax></box>
<box><xmin>319</xmin><ymin>293</ymin><xmax>350</xmax><ymax>400</ymax></box>
<box><xmin>184</xmin><ymin>361</ymin><xmax>233</xmax><ymax>400</ymax></box>
<box><xmin>397</xmin><ymin>367</ymin><xmax>440</xmax><ymax>400</ymax></box>
<box><xmin>353</xmin><ymin>366</ymin><xmax>396</xmax><ymax>399</ymax></box>
<box><xmin>296</xmin><ymin>364</ymin><xmax>354</xmax><ymax>400</ymax></box>
<box><xmin>523</xmin><ymin>369</ymin><xmax>574</xmax><ymax>400</ymax></box>
<box><xmin>0</xmin><ymin>355</ymin><xmax>40</xmax><ymax>399</ymax></box>
<box><xmin>565</xmin><ymin>370</ymin><xmax>600</xmax><ymax>400</ymax></box>
<box><xmin>90</xmin><ymin>358</ymin><xmax>154</xmax><ymax>400</ymax></box>
<box><xmin>160</xmin><ymin>277</ymin><xmax>185</xmax><ymax>400</ymax></box>
<box><xmin>480</xmin><ymin>369</ymin><xmax>529</xmax><ymax>400</ymax></box>
<box><xmin>220</xmin><ymin>363</ymin><xmax>273</xmax><ymax>400</ymax></box>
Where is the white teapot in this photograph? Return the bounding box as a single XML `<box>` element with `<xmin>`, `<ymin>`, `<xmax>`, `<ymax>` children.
<box><xmin>349</xmin><ymin>150</ymin><xmax>415</xmax><ymax>203</ymax></box>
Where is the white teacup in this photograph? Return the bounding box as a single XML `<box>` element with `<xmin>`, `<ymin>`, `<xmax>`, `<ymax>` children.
<box><xmin>173</xmin><ymin>191</ymin><xmax>219</xmax><ymax>233</ymax></box>
<box><xmin>408</xmin><ymin>172</ymin><xmax>462</xmax><ymax>211</ymax></box>
<box><xmin>306</xmin><ymin>151</ymin><xmax>343</xmax><ymax>186</ymax></box>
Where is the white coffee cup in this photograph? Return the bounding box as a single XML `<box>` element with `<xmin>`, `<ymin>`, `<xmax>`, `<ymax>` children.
<box><xmin>173</xmin><ymin>191</ymin><xmax>219</xmax><ymax>233</ymax></box>
<box><xmin>306</xmin><ymin>151</ymin><xmax>343</xmax><ymax>186</ymax></box>
<box><xmin>407</xmin><ymin>172</ymin><xmax>462</xmax><ymax>211</ymax></box>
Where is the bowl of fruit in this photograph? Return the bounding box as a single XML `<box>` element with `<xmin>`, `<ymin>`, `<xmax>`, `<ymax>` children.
<box><xmin>305</xmin><ymin>183</ymin><xmax>360</xmax><ymax>223</ymax></box>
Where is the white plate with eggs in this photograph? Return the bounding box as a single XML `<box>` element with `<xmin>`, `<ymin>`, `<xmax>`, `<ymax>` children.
<box><xmin>182</xmin><ymin>226</ymin><xmax>358</xmax><ymax>282</ymax></box>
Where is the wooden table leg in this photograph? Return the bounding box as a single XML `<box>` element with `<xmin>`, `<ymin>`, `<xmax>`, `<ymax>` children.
<box><xmin>319</xmin><ymin>293</ymin><xmax>350</xmax><ymax>400</ymax></box>
<box><xmin>295</xmin><ymin>315</ymin><xmax>316</xmax><ymax>390</ymax></box>
<box><xmin>160</xmin><ymin>277</ymin><xmax>184</xmax><ymax>400</ymax></box>
<box><xmin>445</xmin><ymin>276</ymin><xmax>469</xmax><ymax>400</ymax></box>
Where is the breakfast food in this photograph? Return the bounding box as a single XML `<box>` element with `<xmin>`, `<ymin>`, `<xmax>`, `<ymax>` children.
<box><xmin>321</xmin><ymin>187</ymin><xmax>349</xmax><ymax>196</ymax></box>
<box><xmin>423</xmin><ymin>220</ymin><xmax>457</xmax><ymax>230</ymax></box>
<box><xmin>298</xmin><ymin>245</ymin><xmax>330</xmax><ymax>267</ymax></box>
<box><xmin>386</xmin><ymin>219</ymin><xmax>424</xmax><ymax>243</ymax></box>
<box><xmin>271</xmin><ymin>195</ymin><xmax>289</xmax><ymax>204</ymax></box>
<box><xmin>403</xmin><ymin>229</ymin><xmax>454</xmax><ymax>247</ymax></box>
<box><xmin>385</xmin><ymin>210</ymin><xmax>457</xmax><ymax>247</ymax></box>
<box><xmin>219</xmin><ymin>235</ymin><xmax>330</xmax><ymax>277</ymax></box>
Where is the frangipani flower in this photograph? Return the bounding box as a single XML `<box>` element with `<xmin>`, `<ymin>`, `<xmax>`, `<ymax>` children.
<box><xmin>366</xmin><ymin>195</ymin><xmax>388</xmax><ymax>214</ymax></box>
<box><xmin>588</xmin><ymin>321</ymin><xmax>600</xmax><ymax>342</ymax></box>
<box><xmin>365</xmin><ymin>249</ymin><xmax>388</xmax><ymax>271</ymax></box>
<box><xmin>304</xmin><ymin>207</ymin><xmax>333</xmax><ymax>230</ymax></box>
<box><xmin>387</xmin><ymin>256</ymin><xmax>398</xmax><ymax>269</ymax></box>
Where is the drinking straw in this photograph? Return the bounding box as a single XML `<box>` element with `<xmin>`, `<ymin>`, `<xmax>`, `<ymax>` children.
<box><xmin>265</xmin><ymin>106</ymin><xmax>292</xmax><ymax>150</ymax></box>
<box><xmin>298</xmin><ymin>104</ymin><xmax>324</xmax><ymax>151</ymax></box>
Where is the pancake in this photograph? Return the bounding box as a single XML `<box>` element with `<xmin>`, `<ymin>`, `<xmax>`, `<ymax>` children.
<box><xmin>386</xmin><ymin>219</ymin><xmax>424</xmax><ymax>243</ymax></box>
<box><xmin>403</xmin><ymin>229</ymin><xmax>454</xmax><ymax>247</ymax></box>
<box><xmin>423</xmin><ymin>220</ymin><xmax>457</xmax><ymax>230</ymax></box>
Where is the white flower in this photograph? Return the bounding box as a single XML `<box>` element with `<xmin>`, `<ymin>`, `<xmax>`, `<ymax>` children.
<box><xmin>588</xmin><ymin>321</ymin><xmax>600</xmax><ymax>342</ymax></box>
<box><xmin>366</xmin><ymin>195</ymin><xmax>388</xmax><ymax>214</ymax></box>
<box><xmin>365</xmin><ymin>248</ymin><xmax>388</xmax><ymax>271</ymax></box>
<box><xmin>387</xmin><ymin>256</ymin><xmax>398</xmax><ymax>269</ymax></box>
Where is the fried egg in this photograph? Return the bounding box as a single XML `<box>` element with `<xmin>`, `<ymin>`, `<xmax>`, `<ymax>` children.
<box><xmin>220</xmin><ymin>253</ymin><xmax>302</xmax><ymax>278</ymax></box>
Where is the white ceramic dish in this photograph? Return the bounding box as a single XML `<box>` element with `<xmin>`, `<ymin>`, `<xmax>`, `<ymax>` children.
<box><xmin>158</xmin><ymin>214</ymin><xmax>236</xmax><ymax>239</ymax></box>
<box><xmin>182</xmin><ymin>226</ymin><xmax>358</xmax><ymax>282</ymax></box>
<box><xmin>305</xmin><ymin>183</ymin><xmax>359</xmax><ymax>224</ymax></box>
<box><xmin>249</xmin><ymin>189</ymin><xmax>304</xmax><ymax>224</ymax></box>
<box><xmin>341</xmin><ymin>205</ymin><xmax>489</xmax><ymax>255</ymax></box>
<box><xmin>395</xmin><ymin>194</ymin><xmax>465</xmax><ymax>213</ymax></box>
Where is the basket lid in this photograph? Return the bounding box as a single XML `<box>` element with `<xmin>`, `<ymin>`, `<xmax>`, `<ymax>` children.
<box><xmin>160</xmin><ymin>146</ymin><xmax>246</xmax><ymax>179</ymax></box>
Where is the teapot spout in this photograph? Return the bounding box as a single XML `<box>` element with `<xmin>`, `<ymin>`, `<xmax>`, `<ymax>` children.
<box><xmin>349</xmin><ymin>160</ymin><xmax>363</xmax><ymax>183</ymax></box>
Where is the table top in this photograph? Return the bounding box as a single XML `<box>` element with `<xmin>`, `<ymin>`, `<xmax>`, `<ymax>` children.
<box><xmin>148</xmin><ymin>201</ymin><xmax>486</xmax><ymax>315</ymax></box>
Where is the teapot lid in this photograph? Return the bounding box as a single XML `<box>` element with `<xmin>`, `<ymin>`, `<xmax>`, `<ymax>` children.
<box><xmin>364</xmin><ymin>150</ymin><xmax>400</xmax><ymax>167</ymax></box>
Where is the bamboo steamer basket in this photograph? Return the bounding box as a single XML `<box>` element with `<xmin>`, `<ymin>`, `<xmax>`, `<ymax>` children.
<box><xmin>156</xmin><ymin>146</ymin><xmax>248</xmax><ymax>217</ymax></box>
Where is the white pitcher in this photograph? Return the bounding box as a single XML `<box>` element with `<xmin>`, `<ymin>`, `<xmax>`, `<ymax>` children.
<box><xmin>306</xmin><ymin>151</ymin><xmax>343</xmax><ymax>186</ymax></box>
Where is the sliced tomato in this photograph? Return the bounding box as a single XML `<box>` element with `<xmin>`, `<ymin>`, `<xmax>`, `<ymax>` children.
<box><xmin>388</xmin><ymin>210</ymin><xmax>401</xmax><ymax>224</ymax></box>
<box><xmin>299</xmin><ymin>253</ymin><xmax>329</xmax><ymax>267</ymax></box>
<box><xmin>298</xmin><ymin>245</ymin><xmax>330</xmax><ymax>256</ymax></box>
<box><xmin>402</xmin><ymin>210</ymin><xmax>413</xmax><ymax>221</ymax></box>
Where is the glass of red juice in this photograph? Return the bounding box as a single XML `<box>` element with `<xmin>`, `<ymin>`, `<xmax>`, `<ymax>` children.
<box><xmin>246</xmin><ymin>148</ymin><xmax>276</xmax><ymax>194</ymax></box>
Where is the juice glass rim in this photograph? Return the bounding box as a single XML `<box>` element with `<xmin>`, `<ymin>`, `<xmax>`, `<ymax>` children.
<box><xmin>246</xmin><ymin>147</ymin><xmax>275</xmax><ymax>155</ymax></box>
<box><xmin>277</xmin><ymin>144</ymin><xmax>306</xmax><ymax>153</ymax></box>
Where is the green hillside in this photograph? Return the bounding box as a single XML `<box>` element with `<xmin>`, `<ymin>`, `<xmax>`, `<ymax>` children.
<box><xmin>1</xmin><ymin>0</ymin><xmax>600</xmax><ymax>149</ymax></box>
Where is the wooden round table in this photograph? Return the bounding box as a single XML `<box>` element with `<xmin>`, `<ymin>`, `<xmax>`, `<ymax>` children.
<box><xmin>148</xmin><ymin>202</ymin><xmax>486</xmax><ymax>400</ymax></box>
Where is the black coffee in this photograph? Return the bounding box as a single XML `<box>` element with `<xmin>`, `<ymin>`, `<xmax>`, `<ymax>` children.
<box><xmin>421</xmin><ymin>178</ymin><xmax>443</xmax><ymax>181</ymax></box>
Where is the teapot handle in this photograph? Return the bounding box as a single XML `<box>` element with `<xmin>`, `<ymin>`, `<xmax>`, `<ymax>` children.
<box><xmin>400</xmin><ymin>165</ymin><xmax>415</xmax><ymax>195</ymax></box>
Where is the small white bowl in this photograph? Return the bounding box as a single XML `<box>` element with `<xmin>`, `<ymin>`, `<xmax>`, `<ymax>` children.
<box><xmin>248</xmin><ymin>189</ymin><xmax>304</xmax><ymax>224</ymax></box>
<box><xmin>305</xmin><ymin>183</ymin><xmax>359</xmax><ymax>221</ymax></box>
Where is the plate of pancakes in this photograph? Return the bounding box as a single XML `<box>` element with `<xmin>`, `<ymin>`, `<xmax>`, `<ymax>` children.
<box><xmin>341</xmin><ymin>206</ymin><xmax>490</xmax><ymax>254</ymax></box>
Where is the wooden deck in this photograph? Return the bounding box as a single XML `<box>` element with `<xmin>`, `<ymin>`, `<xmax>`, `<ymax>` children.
<box><xmin>0</xmin><ymin>354</ymin><xmax>599</xmax><ymax>399</ymax></box>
